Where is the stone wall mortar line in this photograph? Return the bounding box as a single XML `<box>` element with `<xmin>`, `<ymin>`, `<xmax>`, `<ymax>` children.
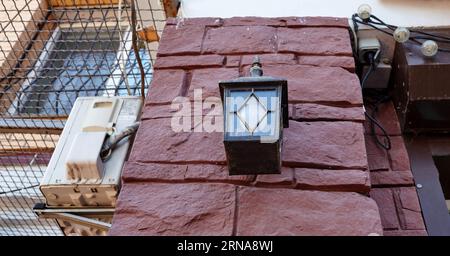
<box><xmin>179</xmin><ymin>71</ymin><xmax>193</xmax><ymax>97</ymax></box>
<box><xmin>231</xmin><ymin>186</ymin><xmax>239</xmax><ymax>236</ymax></box>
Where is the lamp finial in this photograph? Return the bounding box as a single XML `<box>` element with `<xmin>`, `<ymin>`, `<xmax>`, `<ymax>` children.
<box><xmin>250</xmin><ymin>55</ymin><xmax>263</xmax><ymax>77</ymax></box>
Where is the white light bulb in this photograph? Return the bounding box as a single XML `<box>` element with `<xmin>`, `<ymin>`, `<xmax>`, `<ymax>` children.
<box><xmin>357</xmin><ymin>4</ymin><xmax>372</xmax><ymax>20</ymax></box>
<box><xmin>393</xmin><ymin>27</ymin><xmax>410</xmax><ymax>43</ymax></box>
<box><xmin>421</xmin><ymin>40</ymin><xmax>438</xmax><ymax>57</ymax></box>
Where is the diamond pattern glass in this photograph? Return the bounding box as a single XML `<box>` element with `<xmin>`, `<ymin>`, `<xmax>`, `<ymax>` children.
<box><xmin>236</xmin><ymin>93</ymin><xmax>268</xmax><ymax>133</ymax></box>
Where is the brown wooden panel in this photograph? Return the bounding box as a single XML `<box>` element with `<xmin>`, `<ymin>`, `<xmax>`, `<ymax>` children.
<box><xmin>392</xmin><ymin>29</ymin><xmax>450</xmax><ymax>133</ymax></box>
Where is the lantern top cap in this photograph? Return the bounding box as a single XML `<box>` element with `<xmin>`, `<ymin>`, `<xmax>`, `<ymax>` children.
<box><xmin>218</xmin><ymin>54</ymin><xmax>289</xmax><ymax>128</ymax></box>
<box><xmin>250</xmin><ymin>55</ymin><xmax>263</xmax><ymax>77</ymax></box>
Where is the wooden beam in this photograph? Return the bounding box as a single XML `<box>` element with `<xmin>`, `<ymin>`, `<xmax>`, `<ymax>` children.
<box><xmin>48</xmin><ymin>0</ymin><xmax>119</xmax><ymax>7</ymax></box>
<box><xmin>0</xmin><ymin>118</ymin><xmax>65</xmax><ymax>132</ymax></box>
<box><xmin>406</xmin><ymin>136</ymin><xmax>450</xmax><ymax>236</ymax></box>
<box><xmin>0</xmin><ymin>132</ymin><xmax>59</xmax><ymax>151</ymax></box>
<box><xmin>162</xmin><ymin>0</ymin><xmax>179</xmax><ymax>18</ymax></box>
<box><xmin>0</xmin><ymin>0</ymin><xmax>49</xmax><ymax>79</ymax></box>
<box><xmin>137</xmin><ymin>26</ymin><xmax>159</xmax><ymax>42</ymax></box>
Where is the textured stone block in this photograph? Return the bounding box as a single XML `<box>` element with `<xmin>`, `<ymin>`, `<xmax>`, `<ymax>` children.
<box><xmin>225</xmin><ymin>56</ymin><xmax>241</xmax><ymax>67</ymax></box>
<box><xmin>394</xmin><ymin>187</ymin><xmax>425</xmax><ymax>230</ymax></box>
<box><xmin>203</xmin><ymin>26</ymin><xmax>277</xmax><ymax>54</ymax></box>
<box><xmin>241</xmin><ymin>54</ymin><xmax>296</xmax><ymax>67</ymax></box>
<box><xmin>237</xmin><ymin>187</ymin><xmax>382</xmax><ymax>235</ymax></box>
<box><xmin>223</xmin><ymin>17</ymin><xmax>287</xmax><ymax>27</ymax></box>
<box><xmin>142</xmin><ymin>100</ymin><xmax>223</xmax><ymax>120</ymax></box>
<box><xmin>157</xmin><ymin>25</ymin><xmax>205</xmax><ymax>56</ymax></box>
<box><xmin>188</xmin><ymin>68</ymin><xmax>239</xmax><ymax>99</ymax></box>
<box><xmin>364</xmin><ymin>135</ymin><xmax>390</xmax><ymax>171</ymax></box>
<box><xmin>128</xmin><ymin>118</ymin><xmax>226</xmax><ymax>164</ymax></box>
<box><xmin>388</xmin><ymin>136</ymin><xmax>411</xmax><ymax>172</ymax></box>
<box><xmin>370</xmin><ymin>171</ymin><xmax>414</xmax><ymax>186</ymax></box>
<box><xmin>184</xmin><ymin>164</ymin><xmax>254</xmax><ymax>184</ymax></box>
<box><xmin>121</xmin><ymin>162</ymin><xmax>187</xmax><ymax>182</ymax></box>
<box><xmin>285</xmin><ymin>17</ymin><xmax>349</xmax><ymax>28</ymax></box>
<box><xmin>370</xmin><ymin>188</ymin><xmax>400</xmax><ymax>230</ymax></box>
<box><xmin>142</xmin><ymin>104</ymin><xmax>181</xmax><ymax>120</ymax></box>
<box><xmin>109</xmin><ymin>183</ymin><xmax>236</xmax><ymax>235</ymax></box>
<box><xmin>283</xmin><ymin>121</ymin><xmax>368</xmax><ymax>170</ymax></box>
<box><xmin>291</xmin><ymin>103</ymin><xmax>364</xmax><ymax>122</ymax></box>
<box><xmin>145</xmin><ymin>69</ymin><xmax>185</xmax><ymax>105</ymax></box>
<box><xmin>262</xmin><ymin>64</ymin><xmax>362</xmax><ymax>105</ymax></box>
<box><xmin>254</xmin><ymin>167</ymin><xmax>294</xmax><ymax>187</ymax></box>
<box><xmin>295</xmin><ymin>168</ymin><xmax>370</xmax><ymax>193</ymax></box>
<box><xmin>297</xmin><ymin>55</ymin><xmax>355</xmax><ymax>71</ymax></box>
<box><xmin>278</xmin><ymin>27</ymin><xmax>353</xmax><ymax>56</ymax></box>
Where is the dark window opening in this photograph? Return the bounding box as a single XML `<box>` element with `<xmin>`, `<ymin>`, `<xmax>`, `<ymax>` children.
<box><xmin>433</xmin><ymin>155</ymin><xmax>450</xmax><ymax>212</ymax></box>
<box><xmin>16</xmin><ymin>29</ymin><xmax>152</xmax><ymax>116</ymax></box>
<box><xmin>19</xmin><ymin>30</ymin><xmax>120</xmax><ymax>116</ymax></box>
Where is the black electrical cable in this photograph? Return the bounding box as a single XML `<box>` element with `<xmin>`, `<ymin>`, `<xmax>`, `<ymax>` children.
<box><xmin>367</xmin><ymin>15</ymin><xmax>397</xmax><ymax>31</ymax></box>
<box><xmin>350</xmin><ymin>14</ymin><xmax>360</xmax><ymax>59</ymax></box>
<box><xmin>368</xmin><ymin>14</ymin><xmax>450</xmax><ymax>41</ymax></box>
<box><xmin>368</xmin><ymin>92</ymin><xmax>392</xmax><ymax>148</ymax></box>
<box><xmin>361</xmin><ymin>51</ymin><xmax>376</xmax><ymax>88</ymax></box>
<box><xmin>100</xmin><ymin>122</ymin><xmax>140</xmax><ymax>161</ymax></box>
<box><xmin>351</xmin><ymin>11</ymin><xmax>450</xmax><ymax>150</ymax></box>
<box><xmin>365</xmin><ymin>109</ymin><xmax>392</xmax><ymax>150</ymax></box>
<box><xmin>352</xmin><ymin>18</ymin><xmax>394</xmax><ymax>37</ymax></box>
<box><xmin>411</xmin><ymin>36</ymin><xmax>450</xmax><ymax>44</ymax></box>
<box><xmin>361</xmin><ymin>66</ymin><xmax>373</xmax><ymax>87</ymax></box>
<box><xmin>360</xmin><ymin>53</ymin><xmax>392</xmax><ymax>151</ymax></box>
<box><xmin>352</xmin><ymin>14</ymin><xmax>450</xmax><ymax>53</ymax></box>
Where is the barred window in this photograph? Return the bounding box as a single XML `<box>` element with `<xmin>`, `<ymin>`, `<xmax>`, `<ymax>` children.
<box><xmin>14</xmin><ymin>28</ymin><xmax>152</xmax><ymax>116</ymax></box>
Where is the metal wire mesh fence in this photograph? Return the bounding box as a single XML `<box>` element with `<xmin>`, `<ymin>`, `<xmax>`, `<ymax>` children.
<box><xmin>0</xmin><ymin>0</ymin><xmax>167</xmax><ymax>235</ymax></box>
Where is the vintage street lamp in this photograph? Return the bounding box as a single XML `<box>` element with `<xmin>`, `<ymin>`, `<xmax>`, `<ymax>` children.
<box><xmin>219</xmin><ymin>57</ymin><xmax>288</xmax><ymax>175</ymax></box>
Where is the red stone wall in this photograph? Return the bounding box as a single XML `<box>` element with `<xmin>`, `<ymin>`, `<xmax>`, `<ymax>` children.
<box><xmin>364</xmin><ymin>101</ymin><xmax>427</xmax><ymax>236</ymax></box>
<box><xmin>109</xmin><ymin>17</ymin><xmax>384</xmax><ymax>236</ymax></box>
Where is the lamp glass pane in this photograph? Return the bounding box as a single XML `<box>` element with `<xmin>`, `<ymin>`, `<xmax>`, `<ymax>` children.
<box><xmin>227</xmin><ymin>90</ymin><xmax>251</xmax><ymax>112</ymax></box>
<box><xmin>237</xmin><ymin>93</ymin><xmax>268</xmax><ymax>132</ymax></box>
<box><xmin>253</xmin><ymin>90</ymin><xmax>277</xmax><ymax>111</ymax></box>
<box><xmin>226</xmin><ymin>88</ymin><xmax>278</xmax><ymax>137</ymax></box>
